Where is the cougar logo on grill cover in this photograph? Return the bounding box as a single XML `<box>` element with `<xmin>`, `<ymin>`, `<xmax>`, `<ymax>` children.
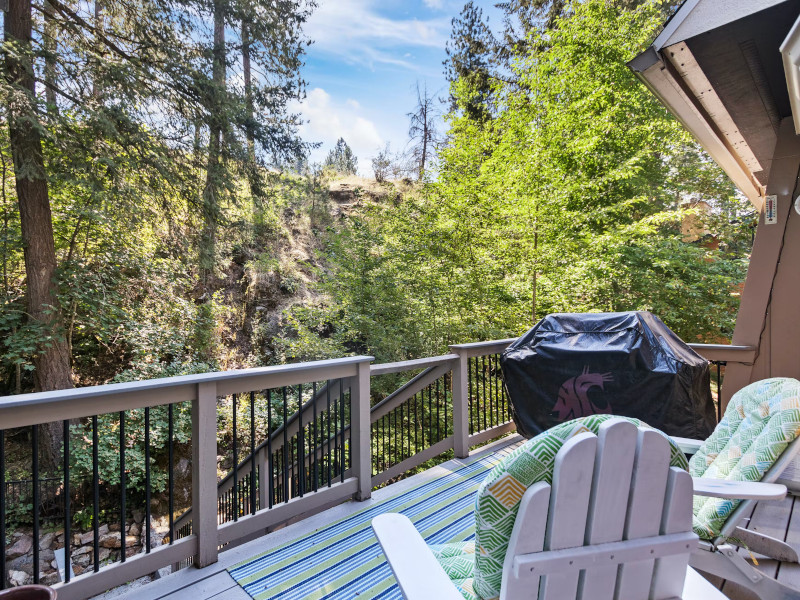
<box><xmin>553</xmin><ymin>366</ymin><xmax>613</xmax><ymax>421</ymax></box>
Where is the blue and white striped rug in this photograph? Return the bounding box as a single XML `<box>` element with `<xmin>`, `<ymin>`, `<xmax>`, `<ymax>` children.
<box><xmin>228</xmin><ymin>446</ymin><xmax>515</xmax><ymax>599</ymax></box>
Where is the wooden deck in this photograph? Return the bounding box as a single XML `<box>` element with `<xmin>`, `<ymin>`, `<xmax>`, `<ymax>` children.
<box><xmin>702</xmin><ymin>493</ymin><xmax>800</xmax><ymax>599</ymax></box>
<box><xmin>107</xmin><ymin>436</ymin><xmax>800</xmax><ymax>600</ymax></box>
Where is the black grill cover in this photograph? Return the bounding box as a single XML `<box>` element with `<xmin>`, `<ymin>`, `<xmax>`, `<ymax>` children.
<box><xmin>500</xmin><ymin>311</ymin><xmax>715</xmax><ymax>439</ymax></box>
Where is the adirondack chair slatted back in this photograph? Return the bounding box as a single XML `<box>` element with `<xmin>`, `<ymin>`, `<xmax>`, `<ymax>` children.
<box><xmin>500</xmin><ymin>419</ymin><xmax>697</xmax><ymax>600</ymax></box>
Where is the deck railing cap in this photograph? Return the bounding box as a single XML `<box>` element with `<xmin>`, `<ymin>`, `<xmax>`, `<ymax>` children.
<box><xmin>0</xmin><ymin>355</ymin><xmax>374</xmax><ymax>408</ymax></box>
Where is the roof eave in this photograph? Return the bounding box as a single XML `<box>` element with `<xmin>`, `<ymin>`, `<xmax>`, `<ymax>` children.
<box><xmin>628</xmin><ymin>49</ymin><xmax>765</xmax><ymax>210</ymax></box>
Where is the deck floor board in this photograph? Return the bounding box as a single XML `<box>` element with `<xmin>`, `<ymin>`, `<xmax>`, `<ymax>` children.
<box><xmin>113</xmin><ymin>439</ymin><xmax>800</xmax><ymax>600</ymax></box>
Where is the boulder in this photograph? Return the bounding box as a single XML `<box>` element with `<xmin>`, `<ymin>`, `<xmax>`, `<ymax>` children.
<box><xmin>8</xmin><ymin>570</ymin><xmax>29</xmax><ymax>587</ymax></box>
<box><xmin>99</xmin><ymin>532</ymin><xmax>121</xmax><ymax>548</ymax></box>
<box><xmin>6</xmin><ymin>535</ymin><xmax>32</xmax><ymax>559</ymax></box>
<box><xmin>8</xmin><ymin>554</ymin><xmax>32</xmax><ymax>575</ymax></box>
<box><xmin>39</xmin><ymin>531</ymin><xmax>56</xmax><ymax>550</ymax></box>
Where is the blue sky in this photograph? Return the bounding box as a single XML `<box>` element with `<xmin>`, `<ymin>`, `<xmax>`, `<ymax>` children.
<box><xmin>294</xmin><ymin>0</ymin><xmax>503</xmax><ymax>174</ymax></box>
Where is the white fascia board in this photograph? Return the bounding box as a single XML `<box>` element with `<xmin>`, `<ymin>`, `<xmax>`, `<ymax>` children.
<box><xmin>630</xmin><ymin>54</ymin><xmax>764</xmax><ymax>210</ymax></box>
<box><xmin>654</xmin><ymin>0</ymin><xmax>789</xmax><ymax>50</ymax></box>
<box><xmin>780</xmin><ymin>14</ymin><xmax>800</xmax><ymax>134</ymax></box>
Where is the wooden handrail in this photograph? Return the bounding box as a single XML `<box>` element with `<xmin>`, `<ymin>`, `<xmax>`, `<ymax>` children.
<box><xmin>687</xmin><ymin>344</ymin><xmax>756</xmax><ymax>363</ymax></box>
<box><xmin>0</xmin><ymin>356</ymin><xmax>372</xmax><ymax>430</ymax></box>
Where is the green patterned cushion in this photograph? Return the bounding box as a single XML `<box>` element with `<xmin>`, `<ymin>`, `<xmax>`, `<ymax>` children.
<box><xmin>690</xmin><ymin>377</ymin><xmax>800</xmax><ymax>541</ymax></box>
<box><xmin>435</xmin><ymin>415</ymin><xmax>687</xmax><ymax>600</ymax></box>
<box><xmin>431</xmin><ymin>541</ymin><xmax>477</xmax><ymax>600</ymax></box>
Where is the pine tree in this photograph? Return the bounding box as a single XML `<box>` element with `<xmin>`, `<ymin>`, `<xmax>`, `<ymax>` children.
<box><xmin>324</xmin><ymin>138</ymin><xmax>358</xmax><ymax>175</ymax></box>
<box><xmin>444</xmin><ymin>2</ymin><xmax>495</xmax><ymax>122</ymax></box>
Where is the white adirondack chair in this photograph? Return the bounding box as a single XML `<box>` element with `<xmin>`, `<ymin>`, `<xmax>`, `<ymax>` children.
<box><xmin>676</xmin><ymin>433</ymin><xmax>800</xmax><ymax>600</ymax></box>
<box><xmin>372</xmin><ymin>419</ymin><xmax>785</xmax><ymax>600</ymax></box>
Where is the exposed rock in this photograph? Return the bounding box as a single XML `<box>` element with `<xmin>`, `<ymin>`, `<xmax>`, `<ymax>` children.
<box><xmin>109</xmin><ymin>523</ymin><xmax>121</xmax><ymax>532</ymax></box>
<box><xmin>8</xmin><ymin>554</ymin><xmax>32</xmax><ymax>574</ymax></box>
<box><xmin>6</xmin><ymin>535</ymin><xmax>32</xmax><ymax>559</ymax></box>
<box><xmin>100</xmin><ymin>533</ymin><xmax>121</xmax><ymax>548</ymax></box>
<box><xmin>39</xmin><ymin>532</ymin><xmax>56</xmax><ymax>550</ymax></box>
<box><xmin>132</xmin><ymin>510</ymin><xmax>144</xmax><ymax>524</ymax></box>
<box><xmin>39</xmin><ymin>549</ymin><xmax>55</xmax><ymax>565</ymax></box>
<box><xmin>128</xmin><ymin>523</ymin><xmax>140</xmax><ymax>537</ymax></box>
<box><xmin>98</xmin><ymin>547</ymin><xmax>112</xmax><ymax>563</ymax></box>
<box><xmin>79</xmin><ymin>531</ymin><xmax>94</xmax><ymax>546</ymax></box>
<box><xmin>98</xmin><ymin>524</ymin><xmax>109</xmax><ymax>536</ymax></box>
<box><xmin>40</xmin><ymin>572</ymin><xmax>60</xmax><ymax>586</ymax></box>
<box><xmin>73</xmin><ymin>554</ymin><xmax>91</xmax><ymax>568</ymax></box>
<box><xmin>8</xmin><ymin>570</ymin><xmax>28</xmax><ymax>587</ymax></box>
<box><xmin>72</xmin><ymin>545</ymin><xmax>92</xmax><ymax>557</ymax></box>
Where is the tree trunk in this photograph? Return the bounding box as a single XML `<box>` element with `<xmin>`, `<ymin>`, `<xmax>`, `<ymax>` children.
<box><xmin>92</xmin><ymin>0</ymin><xmax>103</xmax><ymax>99</ymax></box>
<box><xmin>5</xmin><ymin>0</ymin><xmax>73</xmax><ymax>466</ymax></box>
<box><xmin>43</xmin><ymin>0</ymin><xmax>58</xmax><ymax>113</ymax></box>
<box><xmin>242</xmin><ymin>20</ymin><xmax>254</xmax><ymax>166</ymax></box>
<box><xmin>197</xmin><ymin>0</ymin><xmax>225</xmax><ymax>354</ymax></box>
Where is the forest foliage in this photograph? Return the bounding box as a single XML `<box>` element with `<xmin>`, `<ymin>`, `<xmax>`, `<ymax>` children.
<box><xmin>0</xmin><ymin>0</ymin><xmax>753</xmax><ymax>401</ymax></box>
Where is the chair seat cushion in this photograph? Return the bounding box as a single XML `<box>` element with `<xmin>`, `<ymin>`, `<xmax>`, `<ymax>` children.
<box><xmin>690</xmin><ymin>377</ymin><xmax>800</xmax><ymax>541</ymax></box>
<box><xmin>461</xmin><ymin>415</ymin><xmax>687</xmax><ymax>600</ymax></box>
<box><xmin>431</xmin><ymin>541</ymin><xmax>477</xmax><ymax>600</ymax></box>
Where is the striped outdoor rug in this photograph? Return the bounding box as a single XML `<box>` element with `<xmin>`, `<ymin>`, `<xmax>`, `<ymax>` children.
<box><xmin>228</xmin><ymin>445</ymin><xmax>516</xmax><ymax>600</ymax></box>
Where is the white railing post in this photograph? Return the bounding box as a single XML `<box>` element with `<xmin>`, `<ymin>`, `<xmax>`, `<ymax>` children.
<box><xmin>450</xmin><ymin>346</ymin><xmax>470</xmax><ymax>459</ymax></box>
<box><xmin>193</xmin><ymin>381</ymin><xmax>219</xmax><ymax>567</ymax></box>
<box><xmin>350</xmin><ymin>358</ymin><xmax>373</xmax><ymax>501</ymax></box>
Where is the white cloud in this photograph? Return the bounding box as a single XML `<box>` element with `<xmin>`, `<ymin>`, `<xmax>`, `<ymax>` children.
<box><xmin>423</xmin><ymin>0</ymin><xmax>445</xmax><ymax>10</ymax></box>
<box><xmin>306</xmin><ymin>0</ymin><xmax>450</xmax><ymax>69</ymax></box>
<box><xmin>293</xmin><ymin>87</ymin><xmax>385</xmax><ymax>175</ymax></box>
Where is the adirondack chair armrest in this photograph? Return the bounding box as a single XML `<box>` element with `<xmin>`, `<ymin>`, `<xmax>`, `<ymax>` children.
<box><xmin>672</xmin><ymin>436</ymin><xmax>703</xmax><ymax>455</ymax></box>
<box><xmin>372</xmin><ymin>513</ymin><xmax>464</xmax><ymax>600</ymax></box>
<box><xmin>692</xmin><ymin>477</ymin><xmax>787</xmax><ymax>500</ymax></box>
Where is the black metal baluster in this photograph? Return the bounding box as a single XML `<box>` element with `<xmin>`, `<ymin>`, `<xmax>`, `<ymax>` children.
<box><xmin>486</xmin><ymin>356</ymin><xmax>491</xmax><ymax>428</ymax></box>
<box><xmin>445</xmin><ymin>372</ymin><xmax>450</xmax><ymax>436</ymax></box>
<box><xmin>428</xmin><ymin>384</ymin><xmax>433</xmax><ymax>445</ymax></box>
<box><xmin>31</xmin><ymin>426</ymin><xmax>39</xmax><ymax>583</ymax></box>
<box><xmin>297</xmin><ymin>385</ymin><xmax>304</xmax><ymax>497</ymax></box>
<box><xmin>391</xmin><ymin>410</ymin><xmax>396</xmax><ymax>466</ymax></box>
<box><xmin>92</xmin><ymin>415</ymin><xmax>99</xmax><ymax>571</ymax></box>
<box><xmin>333</xmin><ymin>395</ymin><xmax>339</xmax><ymax>479</ymax></box>
<box><xmin>145</xmin><ymin>408</ymin><xmax>151</xmax><ymax>553</ymax></box>
<box><xmin>1</xmin><ymin>430</ymin><xmax>5</xmax><ymax>590</ymax></box>
<box><xmin>268</xmin><ymin>390</ymin><xmax>274</xmax><ymax>507</ymax></box>
<box><xmin>413</xmin><ymin>392</ymin><xmax>418</xmax><ymax>454</ymax></box>
<box><xmin>168</xmin><ymin>404</ymin><xmax>174</xmax><ymax>542</ymax></box>
<box><xmin>716</xmin><ymin>361</ymin><xmax>724</xmax><ymax>422</ymax></box>
<box><xmin>282</xmin><ymin>387</ymin><xmax>289</xmax><ymax>501</ymax></box>
<box><xmin>436</xmin><ymin>378</ymin><xmax>441</xmax><ymax>442</ymax></box>
<box><xmin>119</xmin><ymin>412</ymin><xmax>126</xmax><ymax>560</ymax></box>
<box><xmin>340</xmin><ymin>382</ymin><xmax>346</xmax><ymax>481</ymax></box>
<box><xmin>312</xmin><ymin>382</ymin><xmax>318</xmax><ymax>492</ymax></box>
<box><xmin>233</xmin><ymin>394</ymin><xmax>239</xmax><ymax>521</ymax></box>
<box><xmin>250</xmin><ymin>392</ymin><xmax>256</xmax><ymax>514</ymax></box>
<box><xmin>326</xmin><ymin>382</ymin><xmax>332</xmax><ymax>487</ymax></box>
<box><xmin>467</xmin><ymin>358</ymin><xmax>478</xmax><ymax>434</ymax></box>
<box><xmin>486</xmin><ymin>354</ymin><xmax>498</xmax><ymax>427</ymax></box>
<box><xmin>401</xmin><ymin>402</ymin><xmax>406</xmax><ymax>461</ymax></box>
<box><xmin>63</xmin><ymin>421</ymin><xmax>71</xmax><ymax>579</ymax></box>
<box><xmin>481</xmin><ymin>355</ymin><xmax>487</xmax><ymax>431</ymax></box>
